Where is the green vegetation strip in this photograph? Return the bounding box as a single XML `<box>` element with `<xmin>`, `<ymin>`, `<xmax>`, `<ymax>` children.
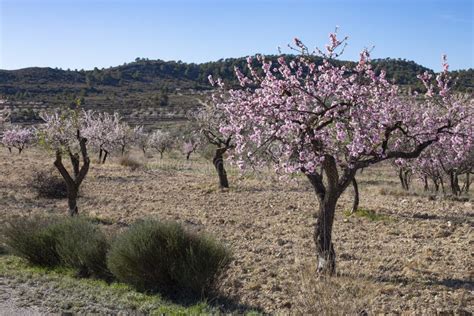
<box><xmin>344</xmin><ymin>208</ymin><xmax>393</xmax><ymax>222</ymax></box>
<box><xmin>0</xmin><ymin>255</ymin><xmax>212</xmax><ymax>315</ymax></box>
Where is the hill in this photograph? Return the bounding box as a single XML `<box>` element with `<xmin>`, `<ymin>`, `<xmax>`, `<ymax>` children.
<box><xmin>0</xmin><ymin>56</ymin><xmax>472</xmax><ymax>127</ymax></box>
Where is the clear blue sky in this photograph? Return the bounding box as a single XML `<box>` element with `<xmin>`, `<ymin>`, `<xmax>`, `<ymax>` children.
<box><xmin>1</xmin><ymin>0</ymin><xmax>472</xmax><ymax>71</ymax></box>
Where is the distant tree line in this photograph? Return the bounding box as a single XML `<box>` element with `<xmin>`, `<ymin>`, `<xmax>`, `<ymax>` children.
<box><xmin>1</xmin><ymin>56</ymin><xmax>472</xmax><ymax>94</ymax></box>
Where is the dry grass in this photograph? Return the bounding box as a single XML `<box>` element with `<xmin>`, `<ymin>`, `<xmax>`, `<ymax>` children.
<box><xmin>118</xmin><ymin>154</ymin><xmax>143</xmax><ymax>171</ymax></box>
<box><xmin>0</xmin><ymin>147</ymin><xmax>472</xmax><ymax>314</ymax></box>
<box><xmin>292</xmin><ymin>262</ymin><xmax>377</xmax><ymax>314</ymax></box>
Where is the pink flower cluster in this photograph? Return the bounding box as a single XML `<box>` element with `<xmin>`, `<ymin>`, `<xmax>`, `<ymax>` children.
<box><xmin>210</xmin><ymin>31</ymin><xmax>472</xmax><ymax>176</ymax></box>
<box><xmin>1</xmin><ymin>125</ymin><xmax>35</xmax><ymax>153</ymax></box>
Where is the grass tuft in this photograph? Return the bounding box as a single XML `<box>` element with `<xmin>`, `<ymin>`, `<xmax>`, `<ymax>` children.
<box><xmin>344</xmin><ymin>208</ymin><xmax>392</xmax><ymax>222</ymax></box>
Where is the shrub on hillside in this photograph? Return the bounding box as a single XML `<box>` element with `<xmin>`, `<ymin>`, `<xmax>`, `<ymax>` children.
<box><xmin>2</xmin><ymin>216</ymin><xmax>109</xmax><ymax>278</ymax></box>
<box><xmin>31</xmin><ymin>169</ymin><xmax>68</xmax><ymax>199</ymax></box>
<box><xmin>107</xmin><ymin>220</ymin><xmax>232</xmax><ymax>297</ymax></box>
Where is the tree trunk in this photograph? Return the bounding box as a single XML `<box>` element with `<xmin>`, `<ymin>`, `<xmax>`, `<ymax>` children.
<box><xmin>423</xmin><ymin>176</ymin><xmax>429</xmax><ymax>191</ymax></box>
<box><xmin>314</xmin><ymin>197</ymin><xmax>337</xmax><ymax>275</ymax></box>
<box><xmin>213</xmin><ymin>148</ymin><xmax>229</xmax><ymax>188</ymax></box>
<box><xmin>160</xmin><ymin>151</ymin><xmax>164</xmax><ymax>159</ymax></box>
<box><xmin>433</xmin><ymin>179</ymin><xmax>439</xmax><ymax>192</ymax></box>
<box><xmin>99</xmin><ymin>148</ymin><xmax>103</xmax><ymax>161</ymax></box>
<box><xmin>449</xmin><ymin>171</ymin><xmax>460</xmax><ymax>195</ymax></box>
<box><xmin>186</xmin><ymin>152</ymin><xmax>191</xmax><ymax>160</ymax></box>
<box><xmin>18</xmin><ymin>148</ymin><xmax>22</xmax><ymax>154</ymax></box>
<box><xmin>404</xmin><ymin>170</ymin><xmax>411</xmax><ymax>190</ymax></box>
<box><xmin>54</xmin><ymin>130</ymin><xmax>90</xmax><ymax>216</ymax></box>
<box><xmin>67</xmin><ymin>187</ymin><xmax>79</xmax><ymax>216</ymax></box>
<box><xmin>398</xmin><ymin>168</ymin><xmax>410</xmax><ymax>191</ymax></box>
<box><xmin>7</xmin><ymin>147</ymin><xmax>11</xmax><ymax>153</ymax></box>
<box><xmin>306</xmin><ymin>156</ymin><xmax>347</xmax><ymax>275</ymax></box>
<box><xmin>465</xmin><ymin>172</ymin><xmax>471</xmax><ymax>193</ymax></box>
<box><xmin>102</xmin><ymin>150</ymin><xmax>108</xmax><ymax>164</ymax></box>
<box><xmin>121</xmin><ymin>145</ymin><xmax>126</xmax><ymax>156</ymax></box>
<box><xmin>350</xmin><ymin>178</ymin><xmax>359</xmax><ymax>214</ymax></box>
<box><xmin>398</xmin><ymin>168</ymin><xmax>404</xmax><ymax>190</ymax></box>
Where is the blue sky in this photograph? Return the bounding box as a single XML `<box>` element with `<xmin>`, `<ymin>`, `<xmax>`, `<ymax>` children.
<box><xmin>0</xmin><ymin>0</ymin><xmax>472</xmax><ymax>71</ymax></box>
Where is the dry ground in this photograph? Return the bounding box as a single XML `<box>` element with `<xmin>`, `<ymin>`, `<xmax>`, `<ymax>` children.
<box><xmin>0</xmin><ymin>148</ymin><xmax>472</xmax><ymax>314</ymax></box>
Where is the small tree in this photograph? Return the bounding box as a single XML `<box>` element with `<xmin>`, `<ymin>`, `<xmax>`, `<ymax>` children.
<box><xmin>82</xmin><ymin>111</ymin><xmax>121</xmax><ymax>163</ymax></box>
<box><xmin>406</xmin><ymin>139</ymin><xmax>473</xmax><ymax>195</ymax></box>
<box><xmin>1</xmin><ymin>126</ymin><xmax>35</xmax><ymax>154</ymax></box>
<box><xmin>194</xmin><ymin>99</ymin><xmax>233</xmax><ymax>188</ymax></box>
<box><xmin>39</xmin><ymin>111</ymin><xmax>90</xmax><ymax>216</ymax></box>
<box><xmin>116</xmin><ymin>123</ymin><xmax>143</xmax><ymax>156</ymax></box>
<box><xmin>212</xmin><ymin>31</ymin><xmax>472</xmax><ymax>274</ymax></box>
<box><xmin>182</xmin><ymin>136</ymin><xmax>199</xmax><ymax>161</ymax></box>
<box><xmin>148</xmin><ymin>130</ymin><xmax>173</xmax><ymax>158</ymax></box>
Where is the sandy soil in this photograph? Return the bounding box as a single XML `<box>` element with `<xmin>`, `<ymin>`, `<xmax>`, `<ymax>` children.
<box><xmin>0</xmin><ymin>148</ymin><xmax>472</xmax><ymax>314</ymax></box>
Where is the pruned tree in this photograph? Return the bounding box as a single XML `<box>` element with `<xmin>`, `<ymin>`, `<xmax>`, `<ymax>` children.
<box><xmin>39</xmin><ymin>111</ymin><xmax>90</xmax><ymax>216</ymax></box>
<box><xmin>1</xmin><ymin>126</ymin><xmax>35</xmax><ymax>154</ymax></box>
<box><xmin>211</xmin><ymin>30</ymin><xmax>472</xmax><ymax>274</ymax></box>
<box><xmin>135</xmin><ymin>127</ymin><xmax>150</xmax><ymax>154</ymax></box>
<box><xmin>193</xmin><ymin>99</ymin><xmax>233</xmax><ymax>188</ymax></box>
<box><xmin>82</xmin><ymin>111</ymin><xmax>121</xmax><ymax>163</ymax></box>
<box><xmin>117</xmin><ymin>123</ymin><xmax>143</xmax><ymax>156</ymax></box>
<box><xmin>148</xmin><ymin>129</ymin><xmax>173</xmax><ymax>158</ymax></box>
<box><xmin>182</xmin><ymin>135</ymin><xmax>199</xmax><ymax>161</ymax></box>
<box><xmin>407</xmin><ymin>140</ymin><xmax>473</xmax><ymax>195</ymax></box>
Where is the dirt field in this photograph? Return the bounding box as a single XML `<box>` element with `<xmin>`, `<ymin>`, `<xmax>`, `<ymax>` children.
<box><xmin>0</xmin><ymin>148</ymin><xmax>472</xmax><ymax>314</ymax></box>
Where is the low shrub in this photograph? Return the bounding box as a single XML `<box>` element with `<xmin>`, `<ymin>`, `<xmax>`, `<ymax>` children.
<box><xmin>107</xmin><ymin>220</ymin><xmax>232</xmax><ymax>298</ymax></box>
<box><xmin>31</xmin><ymin>169</ymin><xmax>68</xmax><ymax>199</ymax></box>
<box><xmin>52</xmin><ymin>217</ymin><xmax>110</xmax><ymax>278</ymax></box>
<box><xmin>2</xmin><ymin>216</ymin><xmax>62</xmax><ymax>266</ymax></box>
<box><xmin>2</xmin><ymin>216</ymin><xmax>110</xmax><ymax>278</ymax></box>
<box><xmin>119</xmin><ymin>155</ymin><xmax>143</xmax><ymax>171</ymax></box>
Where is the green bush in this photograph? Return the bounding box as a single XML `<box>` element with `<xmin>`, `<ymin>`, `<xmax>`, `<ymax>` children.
<box><xmin>2</xmin><ymin>216</ymin><xmax>110</xmax><ymax>278</ymax></box>
<box><xmin>2</xmin><ymin>216</ymin><xmax>61</xmax><ymax>266</ymax></box>
<box><xmin>107</xmin><ymin>220</ymin><xmax>232</xmax><ymax>297</ymax></box>
<box><xmin>52</xmin><ymin>217</ymin><xmax>110</xmax><ymax>278</ymax></box>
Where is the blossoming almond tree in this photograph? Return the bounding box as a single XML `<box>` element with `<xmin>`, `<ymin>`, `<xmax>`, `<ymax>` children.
<box><xmin>182</xmin><ymin>135</ymin><xmax>199</xmax><ymax>161</ymax></box>
<box><xmin>193</xmin><ymin>99</ymin><xmax>233</xmax><ymax>188</ymax></box>
<box><xmin>405</xmin><ymin>139</ymin><xmax>473</xmax><ymax>195</ymax></box>
<box><xmin>147</xmin><ymin>129</ymin><xmax>173</xmax><ymax>158</ymax></box>
<box><xmin>1</xmin><ymin>126</ymin><xmax>35</xmax><ymax>154</ymax></box>
<box><xmin>212</xmin><ymin>30</ymin><xmax>472</xmax><ymax>274</ymax></box>
<box><xmin>82</xmin><ymin>111</ymin><xmax>122</xmax><ymax>163</ymax></box>
<box><xmin>39</xmin><ymin>111</ymin><xmax>90</xmax><ymax>216</ymax></box>
<box><xmin>117</xmin><ymin>123</ymin><xmax>144</xmax><ymax>156</ymax></box>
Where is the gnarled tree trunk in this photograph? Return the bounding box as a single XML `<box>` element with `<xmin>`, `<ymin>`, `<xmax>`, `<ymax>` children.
<box><xmin>449</xmin><ymin>171</ymin><xmax>461</xmax><ymax>195</ymax></box>
<box><xmin>398</xmin><ymin>168</ymin><xmax>411</xmax><ymax>191</ymax></box>
<box><xmin>213</xmin><ymin>147</ymin><xmax>229</xmax><ymax>188</ymax></box>
<box><xmin>54</xmin><ymin>130</ymin><xmax>90</xmax><ymax>216</ymax></box>
<box><xmin>465</xmin><ymin>171</ymin><xmax>471</xmax><ymax>193</ymax></box>
<box><xmin>102</xmin><ymin>150</ymin><xmax>109</xmax><ymax>164</ymax></box>
<box><xmin>305</xmin><ymin>156</ymin><xmax>354</xmax><ymax>275</ymax></box>
<box><xmin>314</xmin><ymin>195</ymin><xmax>337</xmax><ymax>274</ymax></box>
